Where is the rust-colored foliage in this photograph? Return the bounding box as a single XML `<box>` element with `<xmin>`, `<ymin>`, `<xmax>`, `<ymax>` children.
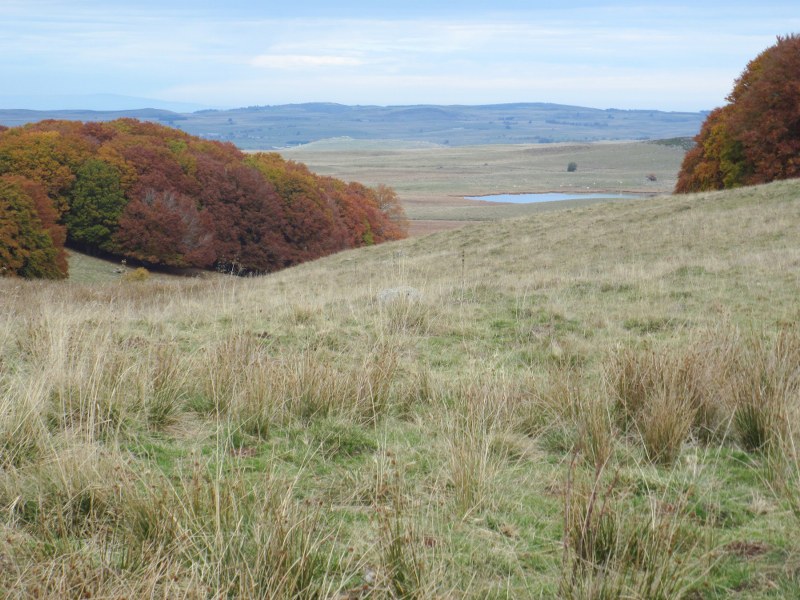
<box><xmin>0</xmin><ymin>118</ymin><xmax>407</xmax><ymax>277</ymax></box>
<box><xmin>676</xmin><ymin>34</ymin><xmax>800</xmax><ymax>193</ymax></box>
<box><xmin>0</xmin><ymin>175</ymin><xmax>67</xmax><ymax>278</ymax></box>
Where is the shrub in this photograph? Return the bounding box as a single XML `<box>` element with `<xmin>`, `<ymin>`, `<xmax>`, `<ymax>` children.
<box><xmin>567</xmin><ymin>162</ymin><xmax>578</xmax><ymax>172</ymax></box>
<box><xmin>121</xmin><ymin>267</ymin><xmax>150</xmax><ymax>282</ymax></box>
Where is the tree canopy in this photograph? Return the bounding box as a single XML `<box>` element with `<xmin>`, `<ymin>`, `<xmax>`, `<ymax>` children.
<box><xmin>0</xmin><ymin>119</ymin><xmax>407</xmax><ymax>278</ymax></box>
<box><xmin>676</xmin><ymin>34</ymin><xmax>800</xmax><ymax>193</ymax></box>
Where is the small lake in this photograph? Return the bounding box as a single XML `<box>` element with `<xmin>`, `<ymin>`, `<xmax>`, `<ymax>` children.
<box><xmin>466</xmin><ymin>192</ymin><xmax>643</xmax><ymax>204</ymax></box>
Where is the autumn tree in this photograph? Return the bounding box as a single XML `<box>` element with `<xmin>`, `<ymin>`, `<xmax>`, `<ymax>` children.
<box><xmin>247</xmin><ymin>152</ymin><xmax>348</xmax><ymax>260</ymax></box>
<box><xmin>115</xmin><ymin>190</ymin><xmax>215</xmax><ymax>267</ymax></box>
<box><xmin>0</xmin><ymin>125</ymin><xmax>92</xmax><ymax>213</ymax></box>
<box><xmin>0</xmin><ymin>118</ymin><xmax>407</xmax><ymax>277</ymax></box>
<box><xmin>676</xmin><ymin>34</ymin><xmax>800</xmax><ymax>193</ymax></box>
<box><xmin>373</xmin><ymin>184</ymin><xmax>409</xmax><ymax>239</ymax></box>
<box><xmin>0</xmin><ymin>175</ymin><xmax>67</xmax><ymax>278</ymax></box>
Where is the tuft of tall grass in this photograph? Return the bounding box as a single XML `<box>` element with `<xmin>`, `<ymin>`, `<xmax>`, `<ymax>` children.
<box><xmin>377</xmin><ymin>293</ymin><xmax>431</xmax><ymax>336</ymax></box>
<box><xmin>729</xmin><ymin>328</ymin><xmax>800</xmax><ymax>453</ymax></box>
<box><xmin>0</xmin><ymin>439</ymin><xmax>131</xmax><ymax>540</ymax></box>
<box><xmin>440</xmin><ymin>379</ymin><xmax>510</xmax><ymax>518</ymax></box>
<box><xmin>192</xmin><ymin>331</ymin><xmax>263</xmax><ymax>415</ymax></box>
<box><xmin>373</xmin><ymin>454</ymin><xmax>437</xmax><ymax>599</ymax></box>
<box><xmin>143</xmin><ymin>344</ymin><xmax>189</xmax><ymax>430</ymax></box>
<box><xmin>636</xmin><ymin>384</ymin><xmax>695</xmax><ymax>466</ymax></box>
<box><xmin>0</xmin><ymin>374</ymin><xmax>49</xmax><ymax>467</ymax></box>
<box><xmin>120</xmin><ymin>444</ymin><xmax>336</xmax><ymax>598</ymax></box>
<box><xmin>767</xmin><ymin>425</ymin><xmax>800</xmax><ymax>525</ymax></box>
<box><xmin>561</xmin><ymin>457</ymin><xmax>709</xmax><ymax>599</ymax></box>
<box><xmin>606</xmin><ymin>339</ymin><xmax>729</xmax><ymax>464</ymax></box>
<box><xmin>575</xmin><ymin>396</ymin><xmax>616</xmax><ymax>470</ymax></box>
<box><xmin>514</xmin><ymin>366</ymin><xmax>583</xmax><ymax>442</ymax></box>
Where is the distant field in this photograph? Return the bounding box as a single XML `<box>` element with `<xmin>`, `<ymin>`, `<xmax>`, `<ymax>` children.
<box><xmin>285</xmin><ymin>139</ymin><xmax>687</xmax><ymax>233</ymax></box>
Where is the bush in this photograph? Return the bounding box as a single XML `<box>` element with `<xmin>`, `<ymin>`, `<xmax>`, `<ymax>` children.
<box><xmin>567</xmin><ymin>162</ymin><xmax>578</xmax><ymax>172</ymax></box>
<box><xmin>121</xmin><ymin>267</ymin><xmax>150</xmax><ymax>282</ymax></box>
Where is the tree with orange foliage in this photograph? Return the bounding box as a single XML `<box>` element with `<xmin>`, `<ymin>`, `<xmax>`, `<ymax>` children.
<box><xmin>676</xmin><ymin>34</ymin><xmax>800</xmax><ymax>193</ymax></box>
<box><xmin>373</xmin><ymin>184</ymin><xmax>409</xmax><ymax>240</ymax></box>
<box><xmin>0</xmin><ymin>119</ymin><xmax>408</xmax><ymax>277</ymax></box>
<box><xmin>0</xmin><ymin>175</ymin><xmax>67</xmax><ymax>278</ymax></box>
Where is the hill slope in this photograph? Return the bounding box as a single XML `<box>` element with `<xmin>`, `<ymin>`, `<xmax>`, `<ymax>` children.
<box><xmin>3</xmin><ymin>180</ymin><xmax>800</xmax><ymax>597</ymax></box>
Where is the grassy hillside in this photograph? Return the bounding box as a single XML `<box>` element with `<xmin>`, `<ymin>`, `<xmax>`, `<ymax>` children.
<box><xmin>2</xmin><ymin>180</ymin><xmax>800</xmax><ymax>597</ymax></box>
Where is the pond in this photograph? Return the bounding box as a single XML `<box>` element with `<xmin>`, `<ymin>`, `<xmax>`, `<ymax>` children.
<box><xmin>465</xmin><ymin>192</ymin><xmax>644</xmax><ymax>204</ymax></box>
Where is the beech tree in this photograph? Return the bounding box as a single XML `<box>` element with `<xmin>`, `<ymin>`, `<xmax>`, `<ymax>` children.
<box><xmin>0</xmin><ymin>118</ymin><xmax>407</xmax><ymax>278</ymax></box>
<box><xmin>0</xmin><ymin>175</ymin><xmax>66</xmax><ymax>278</ymax></box>
<box><xmin>676</xmin><ymin>34</ymin><xmax>800</xmax><ymax>193</ymax></box>
<box><xmin>115</xmin><ymin>190</ymin><xmax>215</xmax><ymax>267</ymax></box>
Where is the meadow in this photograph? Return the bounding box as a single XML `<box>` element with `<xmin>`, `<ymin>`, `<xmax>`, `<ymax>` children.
<box><xmin>2</xmin><ymin>169</ymin><xmax>800</xmax><ymax>597</ymax></box>
<box><xmin>284</xmin><ymin>139</ymin><xmax>687</xmax><ymax>235</ymax></box>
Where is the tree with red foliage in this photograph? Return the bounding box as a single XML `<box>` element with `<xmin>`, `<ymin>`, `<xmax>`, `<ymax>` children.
<box><xmin>373</xmin><ymin>184</ymin><xmax>409</xmax><ymax>240</ymax></box>
<box><xmin>115</xmin><ymin>190</ymin><xmax>215</xmax><ymax>267</ymax></box>
<box><xmin>247</xmin><ymin>153</ymin><xmax>349</xmax><ymax>260</ymax></box>
<box><xmin>0</xmin><ymin>175</ymin><xmax>67</xmax><ymax>278</ymax></box>
<box><xmin>676</xmin><ymin>34</ymin><xmax>800</xmax><ymax>193</ymax></box>
<box><xmin>0</xmin><ymin>118</ymin><xmax>408</xmax><ymax>277</ymax></box>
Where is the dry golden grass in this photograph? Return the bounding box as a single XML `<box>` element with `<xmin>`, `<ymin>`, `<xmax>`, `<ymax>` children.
<box><xmin>2</xmin><ymin>178</ymin><xmax>800</xmax><ymax>597</ymax></box>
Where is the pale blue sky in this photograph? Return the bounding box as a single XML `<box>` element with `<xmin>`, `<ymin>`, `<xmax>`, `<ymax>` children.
<box><xmin>1</xmin><ymin>0</ymin><xmax>798</xmax><ymax>111</ymax></box>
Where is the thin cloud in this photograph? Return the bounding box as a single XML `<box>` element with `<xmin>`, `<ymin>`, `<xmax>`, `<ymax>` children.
<box><xmin>1</xmin><ymin>2</ymin><xmax>799</xmax><ymax>110</ymax></box>
<box><xmin>250</xmin><ymin>54</ymin><xmax>365</xmax><ymax>69</ymax></box>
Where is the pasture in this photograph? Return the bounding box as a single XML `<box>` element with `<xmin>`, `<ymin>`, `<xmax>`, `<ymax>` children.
<box><xmin>285</xmin><ymin>139</ymin><xmax>686</xmax><ymax>234</ymax></box>
<box><xmin>2</xmin><ymin>173</ymin><xmax>800</xmax><ymax>597</ymax></box>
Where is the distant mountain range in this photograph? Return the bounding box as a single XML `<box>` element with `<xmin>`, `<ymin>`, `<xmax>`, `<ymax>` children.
<box><xmin>0</xmin><ymin>93</ymin><xmax>212</xmax><ymax>113</ymax></box>
<box><xmin>0</xmin><ymin>102</ymin><xmax>705</xmax><ymax>149</ymax></box>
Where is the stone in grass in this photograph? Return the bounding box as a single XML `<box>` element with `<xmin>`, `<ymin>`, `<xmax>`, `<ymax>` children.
<box><xmin>377</xmin><ymin>286</ymin><xmax>422</xmax><ymax>304</ymax></box>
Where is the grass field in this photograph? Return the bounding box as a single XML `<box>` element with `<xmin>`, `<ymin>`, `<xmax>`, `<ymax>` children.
<box><xmin>2</xmin><ymin>175</ymin><xmax>800</xmax><ymax>597</ymax></box>
<box><xmin>284</xmin><ymin>139</ymin><xmax>686</xmax><ymax>234</ymax></box>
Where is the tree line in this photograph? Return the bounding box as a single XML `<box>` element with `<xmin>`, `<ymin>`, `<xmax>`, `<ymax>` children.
<box><xmin>0</xmin><ymin>119</ymin><xmax>407</xmax><ymax>278</ymax></box>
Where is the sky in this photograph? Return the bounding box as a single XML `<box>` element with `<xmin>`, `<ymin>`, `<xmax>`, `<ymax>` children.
<box><xmin>1</xmin><ymin>0</ymin><xmax>799</xmax><ymax>113</ymax></box>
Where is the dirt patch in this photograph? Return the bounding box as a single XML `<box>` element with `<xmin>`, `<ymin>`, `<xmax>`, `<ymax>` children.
<box><xmin>724</xmin><ymin>540</ymin><xmax>770</xmax><ymax>558</ymax></box>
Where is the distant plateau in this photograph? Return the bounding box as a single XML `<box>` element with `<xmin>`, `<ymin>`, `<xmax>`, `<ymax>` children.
<box><xmin>0</xmin><ymin>102</ymin><xmax>705</xmax><ymax>149</ymax></box>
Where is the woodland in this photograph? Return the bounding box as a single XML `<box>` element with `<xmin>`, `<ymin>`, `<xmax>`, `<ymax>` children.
<box><xmin>0</xmin><ymin>119</ymin><xmax>407</xmax><ymax>279</ymax></box>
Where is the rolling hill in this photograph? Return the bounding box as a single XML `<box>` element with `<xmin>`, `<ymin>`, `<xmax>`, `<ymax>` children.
<box><xmin>0</xmin><ymin>102</ymin><xmax>706</xmax><ymax>149</ymax></box>
<box><xmin>2</xmin><ymin>177</ymin><xmax>800</xmax><ymax>596</ymax></box>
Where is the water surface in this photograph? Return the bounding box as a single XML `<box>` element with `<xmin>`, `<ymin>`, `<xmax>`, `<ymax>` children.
<box><xmin>466</xmin><ymin>192</ymin><xmax>643</xmax><ymax>204</ymax></box>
